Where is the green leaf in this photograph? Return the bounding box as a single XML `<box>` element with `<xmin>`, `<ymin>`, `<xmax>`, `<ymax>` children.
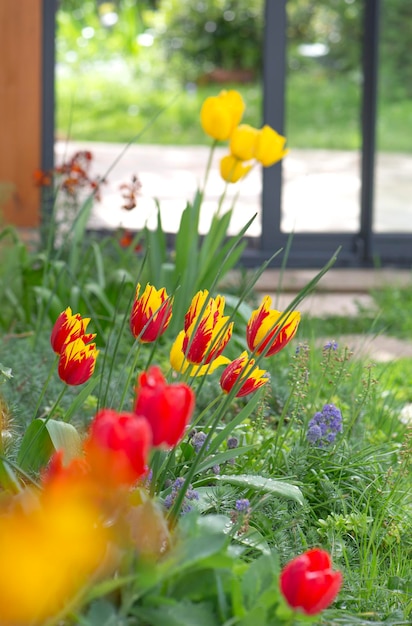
<box><xmin>195</xmin><ymin>446</ymin><xmax>254</xmax><ymax>475</ymax></box>
<box><xmin>241</xmin><ymin>553</ymin><xmax>279</xmax><ymax>610</ymax></box>
<box><xmin>235</xmin><ymin>529</ymin><xmax>271</xmax><ymax>556</ymax></box>
<box><xmin>213</xmin><ymin>474</ymin><xmax>304</xmax><ymax>506</ymax></box>
<box><xmin>69</xmin><ymin>194</ymin><xmax>94</xmax><ymax>275</ymax></box>
<box><xmin>78</xmin><ymin>599</ymin><xmax>128</xmax><ymax>626</ymax></box>
<box><xmin>33</xmin><ymin>285</ymin><xmax>64</xmax><ymax>323</ymax></box>
<box><xmin>0</xmin><ymin>457</ymin><xmax>21</xmax><ymax>492</ymax></box>
<box><xmin>207</xmin><ymin>389</ymin><xmax>265</xmax><ymax>455</ymax></box>
<box><xmin>83</xmin><ymin>282</ymin><xmax>115</xmax><ymax>317</ymax></box>
<box><xmin>0</xmin><ymin>363</ymin><xmax>13</xmax><ymax>379</ymax></box>
<box><xmin>17</xmin><ymin>418</ymin><xmax>82</xmax><ymax>473</ymax></box>
<box><xmin>132</xmin><ymin>600</ymin><xmax>219</xmax><ymax>626</ymax></box>
<box><xmin>63</xmin><ymin>375</ymin><xmax>100</xmax><ymax>423</ymax></box>
<box><xmin>90</xmin><ymin>241</ymin><xmax>106</xmax><ymax>288</ymax></box>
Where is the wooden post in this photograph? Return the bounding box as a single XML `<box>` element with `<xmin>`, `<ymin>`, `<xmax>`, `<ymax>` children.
<box><xmin>0</xmin><ymin>0</ymin><xmax>43</xmax><ymax>228</ymax></box>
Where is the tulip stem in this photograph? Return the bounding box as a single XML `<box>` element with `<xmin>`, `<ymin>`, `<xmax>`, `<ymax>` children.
<box><xmin>117</xmin><ymin>342</ymin><xmax>143</xmax><ymax>412</ymax></box>
<box><xmin>32</xmin><ymin>355</ymin><xmax>59</xmax><ymax>421</ymax></box>
<box><xmin>149</xmin><ymin>448</ymin><xmax>163</xmax><ymax>497</ymax></box>
<box><xmin>201</xmin><ymin>140</ymin><xmax>217</xmax><ymax>194</ymax></box>
<box><xmin>167</xmin><ymin>391</ymin><xmax>233</xmax><ymax>525</ymax></box>
<box><xmin>48</xmin><ymin>384</ymin><xmax>69</xmax><ymax>422</ymax></box>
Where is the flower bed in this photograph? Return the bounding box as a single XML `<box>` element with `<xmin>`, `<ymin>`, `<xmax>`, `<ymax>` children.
<box><xmin>0</xmin><ymin>90</ymin><xmax>410</xmax><ymax>626</ymax></box>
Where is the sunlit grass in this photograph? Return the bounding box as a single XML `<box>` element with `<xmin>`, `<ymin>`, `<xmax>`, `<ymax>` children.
<box><xmin>56</xmin><ymin>65</ymin><xmax>412</xmax><ymax>152</ymax></box>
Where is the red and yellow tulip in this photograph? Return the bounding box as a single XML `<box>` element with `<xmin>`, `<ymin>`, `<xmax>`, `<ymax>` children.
<box><xmin>130</xmin><ymin>283</ymin><xmax>173</xmax><ymax>343</ymax></box>
<box><xmin>0</xmin><ymin>479</ymin><xmax>110</xmax><ymax>625</ymax></box>
<box><xmin>58</xmin><ymin>337</ymin><xmax>99</xmax><ymax>385</ymax></box>
<box><xmin>50</xmin><ymin>307</ymin><xmax>95</xmax><ymax>354</ymax></box>
<box><xmin>220</xmin><ymin>351</ymin><xmax>268</xmax><ymax>397</ymax></box>
<box><xmin>170</xmin><ymin>290</ymin><xmax>232</xmax><ymax>376</ymax></box>
<box><xmin>246</xmin><ymin>297</ymin><xmax>300</xmax><ymax>357</ymax></box>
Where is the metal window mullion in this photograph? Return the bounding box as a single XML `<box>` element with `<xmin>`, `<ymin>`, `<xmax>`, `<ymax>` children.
<box><xmin>261</xmin><ymin>0</ymin><xmax>287</xmax><ymax>254</ymax></box>
<box><xmin>359</xmin><ymin>0</ymin><xmax>381</xmax><ymax>262</ymax></box>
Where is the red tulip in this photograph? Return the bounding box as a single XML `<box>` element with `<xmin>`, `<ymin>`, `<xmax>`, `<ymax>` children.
<box><xmin>134</xmin><ymin>366</ymin><xmax>195</xmax><ymax>448</ymax></box>
<box><xmin>58</xmin><ymin>337</ymin><xmax>99</xmax><ymax>386</ymax></box>
<box><xmin>84</xmin><ymin>409</ymin><xmax>152</xmax><ymax>487</ymax></box>
<box><xmin>130</xmin><ymin>283</ymin><xmax>173</xmax><ymax>343</ymax></box>
<box><xmin>280</xmin><ymin>548</ymin><xmax>342</xmax><ymax>615</ymax></box>
<box><xmin>51</xmin><ymin>307</ymin><xmax>95</xmax><ymax>354</ymax></box>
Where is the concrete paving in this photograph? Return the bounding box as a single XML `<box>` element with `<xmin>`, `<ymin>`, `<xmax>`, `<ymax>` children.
<box><xmin>55</xmin><ymin>141</ymin><xmax>412</xmax><ymax>237</ymax></box>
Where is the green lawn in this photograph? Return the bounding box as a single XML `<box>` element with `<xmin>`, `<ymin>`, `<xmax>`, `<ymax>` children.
<box><xmin>56</xmin><ymin>67</ymin><xmax>412</xmax><ymax>152</ymax></box>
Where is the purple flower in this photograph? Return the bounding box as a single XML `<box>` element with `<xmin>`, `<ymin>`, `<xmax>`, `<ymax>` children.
<box><xmin>227</xmin><ymin>436</ymin><xmax>239</xmax><ymax>449</ymax></box>
<box><xmin>235</xmin><ymin>498</ymin><xmax>250</xmax><ymax>513</ymax></box>
<box><xmin>323</xmin><ymin>341</ymin><xmax>338</xmax><ymax>351</ymax></box>
<box><xmin>307</xmin><ymin>403</ymin><xmax>343</xmax><ymax>447</ymax></box>
<box><xmin>163</xmin><ymin>477</ymin><xmax>199</xmax><ymax>514</ymax></box>
<box><xmin>191</xmin><ymin>431</ymin><xmax>209</xmax><ymax>454</ymax></box>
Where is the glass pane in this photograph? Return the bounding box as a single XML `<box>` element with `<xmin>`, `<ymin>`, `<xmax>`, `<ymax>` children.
<box><xmin>55</xmin><ymin>1</ymin><xmax>264</xmax><ymax>237</ymax></box>
<box><xmin>374</xmin><ymin>0</ymin><xmax>412</xmax><ymax>233</ymax></box>
<box><xmin>281</xmin><ymin>0</ymin><xmax>363</xmax><ymax>233</ymax></box>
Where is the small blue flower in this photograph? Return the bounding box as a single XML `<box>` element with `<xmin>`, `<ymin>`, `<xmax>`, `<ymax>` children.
<box><xmin>191</xmin><ymin>431</ymin><xmax>208</xmax><ymax>454</ymax></box>
<box><xmin>235</xmin><ymin>498</ymin><xmax>250</xmax><ymax>513</ymax></box>
<box><xmin>164</xmin><ymin>477</ymin><xmax>199</xmax><ymax>514</ymax></box>
<box><xmin>323</xmin><ymin>341</ymin><xmax>338</xmax><ymax>351</ymax></box>
<box><xmin>227</xmin><ymin>436</ymin><xmax>239</xmax><ymax>449</ymax></box>
<box><xmin>307</xmin><ymin>403</ymin><xmax>343</xmax><ymax>447</ymax></box>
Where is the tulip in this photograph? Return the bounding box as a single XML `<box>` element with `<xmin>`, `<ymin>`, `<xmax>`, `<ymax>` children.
<box><xmin>246</xmin><ymin>296</ymin><xmax>300</xmax><ymax>357</ymax></box>
<box><xmin>200</xmin><ymin>89</ymin><xmax>245</xmax><ymax>141</ymax></box>
<box><xmin>50</xmin><ymin>307</ymin><xmax>95</xmax><ymax>354</ymax></box>
<box><xmin>181</xmin><ymin>290</ymin><xmax>233</xmax><ymax>365</ymax></box>
<box><xmin>84</xmin><ymin>409</ymin><xmax>152</xmax><ymax>486</ymax></box>
<box><xmin>255</xmin><ymin>125</ymin><xmax>288</xmax><ymax>167</ymax></box>
<box><xmin>220</xmin><ymin>351</ymin><xmax>268</xmax><ymax>397</ymax></box>
<box><xmin>130</xmin><ymin>283</ymin><xmax>173</xmax><ymax>342</ymax></box>
<box><xmin>134</xmin><ymin>366</ymin><xmax>195</xmax><ymax>447</ymax></box>
<box><xmin>170</xmin><ymin>331</ymin><xmax>230</xmax><ymax>377</ymax></box>
<box><xmin>0</xmin><ymin>480</ymin><xmax>109</xmax><ymax>625</ymax></box>
<box><xmin>280</xmin><ymin>548</ymin><xmax>343</xmax><ymax>615</ymax></box>
<box><xmin>229</xmin><ymin>124</ymin><xmax>259</xmax><ymax>161</ymax></box>
<box><xmin>220</xmin><ymin>154</ymin><xmax>252</xmax><ymax>183</ymax></box>
<box><xmin>58</xmin><ymin>337</ymin><xmax>99</xmax><ymax>385</ymax></box>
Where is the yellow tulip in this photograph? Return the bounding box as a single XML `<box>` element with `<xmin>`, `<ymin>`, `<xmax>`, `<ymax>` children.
<box><xmin>255</xmin><ymin>125</ymin><xmax>289</xmax><ymax>167</ymax></box>
<box><xmin>200</xmin><ymin>90</ymin><xmax>245</xmax><ymax>141</ymax></box>
<box><xmin>220</xmin><ymin>154</ymin><xmax>252</xmax><ymax>183</ymax></box>
<box><xmin>229</xmin><ymin>124</ymin><xmax>259</xmax><ymax>161</ymax></box>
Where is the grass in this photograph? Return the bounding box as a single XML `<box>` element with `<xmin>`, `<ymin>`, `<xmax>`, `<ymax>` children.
<box><xmin>56</xmin><ymin>63</ymin><xmax>412</xmax><ymax>152</ymax></box>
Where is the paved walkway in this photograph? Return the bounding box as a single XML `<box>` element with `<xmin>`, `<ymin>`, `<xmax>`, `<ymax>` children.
<box><xmin>55</xmin><ymin>141</ymin><xmax>412</xmax><ymax>237</ymax></box>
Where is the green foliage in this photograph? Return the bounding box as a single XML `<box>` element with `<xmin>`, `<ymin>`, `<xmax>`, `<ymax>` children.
<box><xmin>158</xmin><ymin>0</ymin><xmax>263</xmax><ymax>83</ymax></box>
